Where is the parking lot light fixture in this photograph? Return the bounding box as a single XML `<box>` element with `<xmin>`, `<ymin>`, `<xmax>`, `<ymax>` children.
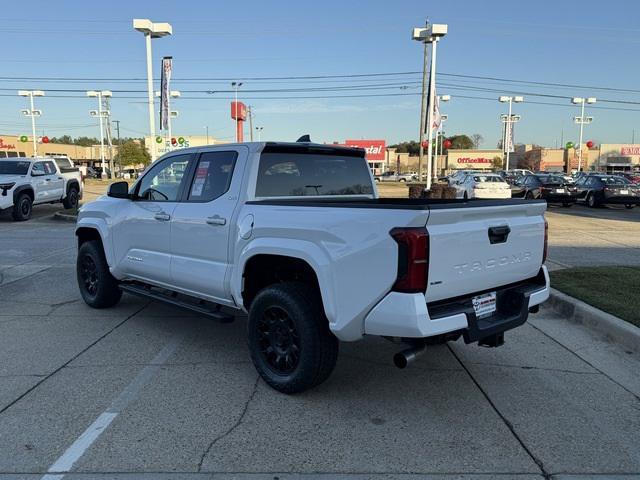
<box><xmin>18</xmin><ymin>90</ymin><xmax>45</xmax><ymax>156</ymax></box>
<box><xmin>571</xmin><ymin>97</ymin><xmax>596</xmax><ymax>172</ymax></box>
<box><xmin>87</xmin><ymin>90</ymin><xmax>112</xmax><ymax>179</ymax></box>
<box><xmin>133</xmin><ymin>18</ymin><xmax>173</xmax><ymax>162</ymax></box>
<box><xmin>412</xmin><ymin>21</ymin><xmax>448</xmax><ymax>189</ymax></box>
<box><xmin>499</xmin><ymin>96</ymin><xmax>524</xmax><ymax>170</ymax></box>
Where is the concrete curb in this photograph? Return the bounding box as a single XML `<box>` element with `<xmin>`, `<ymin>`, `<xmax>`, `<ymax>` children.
<box><xmin>52</xmin><ymin>212</ymin><xmax>77</xmax><ymax>223</ymax></box>
<box><xmin>547</xmin><ymin>287</ymin><xmax>640</xmax><ymax>353</ymax></box>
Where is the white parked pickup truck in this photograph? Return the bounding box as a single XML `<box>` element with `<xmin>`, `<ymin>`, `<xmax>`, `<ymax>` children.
<box><xmin>0</xmin><ymin>157</ymin><xmax>82</xmax><ymax>220</ymax></box>
<box><xmin>75</xmin><ymin>141</ymin><xmax>550</xmax><ymax>393</ymax></box>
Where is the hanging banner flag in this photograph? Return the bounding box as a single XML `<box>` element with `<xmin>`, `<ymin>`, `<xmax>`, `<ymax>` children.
<box><xmin>159</xmin><ymin>56</ymin><xmax>172</xmax><ymax>131</ymax></box>
<box><xmin>432</xmin><ymin>94</ymin><xmax>442</xmax><ymax>130</ymax></box>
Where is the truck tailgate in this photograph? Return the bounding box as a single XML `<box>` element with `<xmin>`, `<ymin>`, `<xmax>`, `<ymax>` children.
<box><xmin>425</xmin><ymin>201</ymin><xmax>546</xmax><ymax>302</ymax></box>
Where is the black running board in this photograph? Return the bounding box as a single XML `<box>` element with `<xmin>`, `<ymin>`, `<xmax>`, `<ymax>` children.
<box><xmin>120</xmin><ymin>283</ymin><xmax>235</xmax><ymax>323</ymax></box>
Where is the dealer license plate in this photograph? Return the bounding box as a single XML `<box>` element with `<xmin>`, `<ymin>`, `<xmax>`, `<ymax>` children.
<box><xmin>620</xmin><ymin>189</ymin><xmax>629</xmax><ymax>195</ymax></box>
<box><xmin>472</xmin><ymin>292</ymin><xmax>497</xmax><ymax>318</ymax></box>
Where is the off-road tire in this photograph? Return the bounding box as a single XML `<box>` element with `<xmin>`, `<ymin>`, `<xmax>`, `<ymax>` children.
<box><xmin>63</xmin><ymin>185</ymin><xmax>79</xmax><ymax>210</ymax></box>
<box><xmin>77</xmin><ymin>240</ymin><xmax>122</xmax><ymax>308</ymax></box>
<box><xmin>11</xmin><ymin>193</ymin><xmax>32</xmax><ymax>221</ymax></box>
<box><xmin>248</xmin><ymin>282</ymin><xmax>339</xmax><ymax>394</ymax></box>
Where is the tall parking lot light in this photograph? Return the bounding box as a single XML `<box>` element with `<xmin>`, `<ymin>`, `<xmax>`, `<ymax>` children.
<box><xmin>412</xmin><ymin>22</ymin><xmax>447</xmax><ymax>189</ymax></box>
<box><xmin>572</xmin><ymin>97</ymin><xmax>596</xmax><ymax>172</ymax></box>
<box><xmin>133</xmin><ymin>18</ymin><xmax>172</xmax><ymax>162</ymax></box>
<box><xmin>499</xmin><ymin>95</ymin><xmax>524</xmax><ymax>170</ymax></box>
<box><xmin>18</xmin><ymin>90</ymin><xmax>44</xmax><ymax>157</ymax></box>
<box><xmin>87</xmin><ymin>90</ymin><xmax>112</xmax><ymax>179</ymax></box>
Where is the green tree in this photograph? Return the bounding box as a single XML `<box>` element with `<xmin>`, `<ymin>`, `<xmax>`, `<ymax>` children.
<box><xmin>390</xmin><ymin>140</ymin><xmax>420</xmax><ymax>156</ymax></box>
<box><xmin>492</xmin><ymin>156</ymin><xmax>504</xmax><ymax>170</ymax></box>
<box><xmin>448</xmin><ymin>134</ymin><xmax>475</xmax><ymax>150</ymax></box>
<box><xmin>115</xmin><ymin>140</ymin><xmax>151</xmax><ymax>167</ymax></box>
<box><xmin>73</xmin><ymin>136</ymin><xmax>100</xmax><ymax>147</ymax></box>
<box><xmin>50</xmin><ymin>135</ymin><xmax>73</xmax><ymax>144</ymax></box>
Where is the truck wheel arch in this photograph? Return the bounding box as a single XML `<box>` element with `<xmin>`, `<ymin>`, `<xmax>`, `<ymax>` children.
<box><xmin>75</xmin><ymin>225</ymin><xmax>117</xmax><ymax>271</ymax></box>
<box><xmin>13</xmin><ymin>185</ymin><xmax>34</xmax><ymax>205</ymax></box>
<box><xmin>241</xmin><ymin>254</ymin><xmax>328</xmax><ymax>318</ymax></box>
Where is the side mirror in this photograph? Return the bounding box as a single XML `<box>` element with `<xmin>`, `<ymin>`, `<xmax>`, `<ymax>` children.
<box><xmin>107</xmin><ymin>181</ymin><xmax>130</xmax><ymax>199</ymax></box>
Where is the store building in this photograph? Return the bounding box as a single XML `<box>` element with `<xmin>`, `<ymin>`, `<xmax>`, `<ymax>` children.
<box><xmin>445</xmin><ymin>149</ymin><xmax>502</xmax><ymax>173</ymax></box>
<box><xmin>144</xmin><ymin>134</ymin><xmax>225</xmax><ymax>157</ymax></box>
<box><xmin>591</xmin><ymin>144</ymin><xmax>640</xmax><ymax>172</ymax></box>
<box><xmin>0</xmin><ymin>134</ymin><xmax>110</xmax><ymax>164</ymax></box>
<box><xmin>342</xmin><ymin>139</ymin><xmax>386</xmax><ymax>174</ymax></box>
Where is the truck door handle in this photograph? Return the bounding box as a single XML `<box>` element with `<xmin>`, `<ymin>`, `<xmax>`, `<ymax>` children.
<box><xmin>488</xmin><ymin>225</ymin><xmax>510</xmax><ymax>244</ymax></box>
<box><xmin>45</xmin><ymin>178</ymin><xmax>51</xmax><ymax>182</ymax></box>
<box><xmin>206</xmin><ymin>215</ymin><xmax>227</xmax><ymax>226</ymax></box>
<box><xmin>154</xmin><ymin>213</ymin><xmax>171</xmax><ymax>221</ymax></box>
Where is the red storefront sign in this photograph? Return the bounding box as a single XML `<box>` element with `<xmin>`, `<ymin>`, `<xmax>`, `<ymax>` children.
<box><xmin>344</xmin><ymin>139</ymin><xmax>386</xmax><ymax>161</ymax></box>
<box><xmin>0</xmin><ymin>138</ymin><xmax>16</xmax><ymax>150</ymax></box>
<box><xmin>621</xmin><ymin>146</ymin><xmax>640</xmax><ymax>155</ymax></box>
<box><xmin>456</xmin><ymin>157</ymin><xmax>492</xmax><ymax>164</ymax></box>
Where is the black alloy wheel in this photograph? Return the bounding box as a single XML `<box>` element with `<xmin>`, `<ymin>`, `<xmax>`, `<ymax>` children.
<box><xmin>80</xmin><ymin>255</ymin><xmax>99</xmax><ymax>296</ymax></box>
<box><xmin>258</xmin><ymin>306</ymin><xmax>301</xmax><ymax>374</ymax></box>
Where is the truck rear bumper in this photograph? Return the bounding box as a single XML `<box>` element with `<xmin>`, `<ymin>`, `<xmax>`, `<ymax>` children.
<box><xmin>363</xmin><ymin>265</ymin><xmax>549</xmax><ymax>341</ymax></box>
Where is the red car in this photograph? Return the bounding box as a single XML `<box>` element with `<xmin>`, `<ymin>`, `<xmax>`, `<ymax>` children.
<box><xmin>616</xmin><ymin>172</ymin><xmax>640</xmax><ymax>184</ymax></box>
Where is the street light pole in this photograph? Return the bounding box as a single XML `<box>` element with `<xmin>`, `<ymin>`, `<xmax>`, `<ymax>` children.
<box><xmin>133</xmin><ymin>19</ymin><xmax>172</xmax><ymax>162</ymax></box>
<box><xmin>18</xmin><ymin>90</ymin><xmax>44</xmax><ymax>157</ymax></box>
<box><xmin>499</xmin><ymin>95</ymin><xmax>524</xmax><ymax>170</ymax></box>
<box><xmin>87</xmin><ymin>90</ymin><xmax>112</xmax><ymax>179</ymax></box>
<box><xmin>417</xmin><ymin>37</ymin><xmax>429</xmax><ymax>184</ymax></box>
<box><xmin>412</xmin><ymin>22</ymin><xmax>447</xmax><ymax>189</ymax></box>
<box><xmin>572</xmin><ymin>97</ymin><xmax>596</xmax><ymax>172</ymax></box>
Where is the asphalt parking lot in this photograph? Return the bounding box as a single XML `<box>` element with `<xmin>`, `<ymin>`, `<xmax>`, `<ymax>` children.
<box><xmin>0</xmin><ymin>206</ymin><xmax>639</xmax><ymax>479</ymax></box>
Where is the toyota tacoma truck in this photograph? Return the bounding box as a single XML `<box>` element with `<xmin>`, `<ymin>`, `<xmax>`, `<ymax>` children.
<box><xmin>0</xmin><ymin>157</ymin><xmax>82</xmax><ymax>220</ymax></box>
<box><xmin>75</xmin><ymin>141</ymin><xmax>550</xmax><ymax>393</ymax></box>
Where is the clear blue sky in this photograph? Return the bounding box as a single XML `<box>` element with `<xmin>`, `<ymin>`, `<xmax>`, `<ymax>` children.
<box><xmin>1</xmin><ymin>0</ymin><xmax>640</xmax><ymax>148</ymax></box>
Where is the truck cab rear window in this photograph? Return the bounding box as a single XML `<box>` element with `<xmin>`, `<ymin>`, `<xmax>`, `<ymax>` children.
<box><xmin>256</xmin><ymin>153</ymin><xmax>373</xmax><ymax>197</ymax></box>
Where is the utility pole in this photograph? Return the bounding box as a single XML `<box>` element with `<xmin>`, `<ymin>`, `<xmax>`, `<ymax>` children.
<box><xmin>248</xmin><ymin>106</ymin><xmax>254</xmax><ymax>141</ymax></box>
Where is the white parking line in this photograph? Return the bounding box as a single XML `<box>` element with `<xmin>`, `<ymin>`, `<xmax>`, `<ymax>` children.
<box><xmin>41</xmin><ymin>335</ymin><xmax>182</xmax><ymax>480</ymax></box>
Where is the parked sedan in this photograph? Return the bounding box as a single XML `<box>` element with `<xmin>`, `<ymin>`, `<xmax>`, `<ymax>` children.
<box><xmin>511</xmin><ymin>174</ymin><xmax>579</xmax><ymax>207</ymax></box>
<box><xmin>575</xmin><ymin>175</ymin><xmax>640</xmax><ymax>209</ymax></box>
<box><xmin>454</xmin><ymin>173</ymin><xmax>511</xmax><ymax>199</ymax></box>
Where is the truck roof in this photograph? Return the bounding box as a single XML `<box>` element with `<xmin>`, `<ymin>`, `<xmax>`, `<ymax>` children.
<box><xmin>157</xmin><ymin>141</ymin><xmax>367</xmax><ymax>159</ymax></box>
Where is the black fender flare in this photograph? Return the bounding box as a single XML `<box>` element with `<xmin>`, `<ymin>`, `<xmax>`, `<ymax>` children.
<box><xmin>13</xmin><ymin>185</ymin><xmax>34</xmax><ymax>205</ymax></box>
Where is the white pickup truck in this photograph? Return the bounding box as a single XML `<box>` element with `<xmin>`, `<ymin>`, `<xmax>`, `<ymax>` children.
<box><xmin>0</xmin><ymin>157</ymin><xmax>82</xmax><ymax>220</ymax></box>
<box><xmin>75</xmin><ymin>141</ymin><xmax>550</xmax><ymax>393</ymax></box>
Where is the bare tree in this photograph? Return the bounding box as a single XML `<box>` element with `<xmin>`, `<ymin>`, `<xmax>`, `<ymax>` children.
<box><xmin>471</xmin><ymin>133</ymin><xmax>484</xmax><ymax>149</ymax></box>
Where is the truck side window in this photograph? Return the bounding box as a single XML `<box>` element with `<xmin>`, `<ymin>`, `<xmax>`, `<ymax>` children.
<box><xmin>188</xmin><ymin>151</ymin><xmax>237</xmax><ymax>202</ymax></box>
<box><xmin>31</xmin><ymin>162</ymin><xmax>45</xmax><ymax>175</ymax></box>
<box><xmin>136</xmin><ymin>154</ymin><xmax>191</xmax><ymax>202</ymax></box>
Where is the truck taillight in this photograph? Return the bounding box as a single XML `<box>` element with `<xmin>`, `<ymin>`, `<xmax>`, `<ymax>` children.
<box><xmin>390</xmin><ymin>227</ymin><xmax>429</xmax><ymax>293</ymax></box>
<box><xmin>543</xmin><ymin>219</ymin><xmax>548</xmax><ymax>264</ymax></box>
